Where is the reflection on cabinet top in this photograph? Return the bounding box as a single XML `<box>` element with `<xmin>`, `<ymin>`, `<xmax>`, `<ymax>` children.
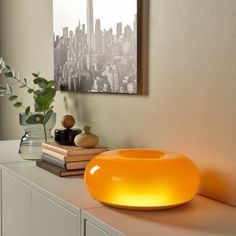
<box><xmin>0</xmin><ymin>140</ymin><xmax>29</xmax><ymax>163</ymax></box>
<box><xmin>82</xmin><ymin>196</ymin><xmax>236</xmax><ymax>236</ymax></box>
<box><xmin>1</xmin><ymin>161</ymin><xmax>102</xmax><ymax>214</ymax></box>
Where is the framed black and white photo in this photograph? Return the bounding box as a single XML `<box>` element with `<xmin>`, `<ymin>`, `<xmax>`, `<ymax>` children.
<box><xmin>53</xmin><ymin>0</ymin><xmax>148</xmax><ymax>94</ymax></box>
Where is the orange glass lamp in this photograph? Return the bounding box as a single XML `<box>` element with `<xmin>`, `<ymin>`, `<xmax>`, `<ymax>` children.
<box><xmin>84</xmin><ymin>149</ymin><xmax>200</xmax><ymax>210</ymax></box>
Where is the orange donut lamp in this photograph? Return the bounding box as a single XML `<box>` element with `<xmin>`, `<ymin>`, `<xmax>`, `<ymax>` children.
<box><xmin>84</xmin><ymin>149</ymin><xmax>200</xmax><ymax>210</ymax></box>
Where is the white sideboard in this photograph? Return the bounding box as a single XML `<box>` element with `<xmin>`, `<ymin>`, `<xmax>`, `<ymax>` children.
<box><xmin>2</xmin><ymin>171</ymin><xmax>78</xmax><ymax>236</ymax></box>
<box><xmin>0</xmin><ymin>141</ymin><xmax>236</xmax><ymax>236</ymax></box>
<box><xmin>0</xmin><ymin>140</ymin><xmax>30</xmax><ymax>236</ymax></box>
<box><xmin>0</xmin><ymin>162</ymin><xmax>102</xmax><ymax>236</ymax></box>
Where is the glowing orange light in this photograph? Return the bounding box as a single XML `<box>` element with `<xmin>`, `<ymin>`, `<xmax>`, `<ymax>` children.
<box><xmin>84</xmin><ymin>149</ymin><xmax>200</xmax><ymax>210</ymax></box>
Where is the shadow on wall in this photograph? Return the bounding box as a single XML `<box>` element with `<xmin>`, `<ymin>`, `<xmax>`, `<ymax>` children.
<box><xmin>200</xmin><ymin>168</ymin><xmax>236</xmax><ymax>207</ymax></box>
<box><xmin>62</xmin><ymin>93</ymin><xmax>92</xmax><ymax>127</ymax></box>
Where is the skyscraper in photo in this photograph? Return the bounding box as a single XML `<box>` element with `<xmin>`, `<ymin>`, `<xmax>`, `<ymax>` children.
<box><xmin>87</xmin><ymin>0</ymin><xmax>94</xmax><ymax>52</ymax></box>
<box><xmin>116</xmin><ymin>22</ymin><xmax>122</xmax><ymax>41</ymax></box>
<box><xmin>95</xmin><ymin>19</ymin><xmax>102</xmax><ymax>52</ymax></box>
<box><xmin>62</xmin><ymin>27</ymin><xmax>68</xmax><ymax>38</ymax></box>
<box><xmin>62</xmin><ymin>27</ymin><xmax>69</xmax><ymax>46</ymax></box>
<box><xmin>95</xmin><ymin>19</ymin><xmax>101</xmax><ymax>35</ymax></box>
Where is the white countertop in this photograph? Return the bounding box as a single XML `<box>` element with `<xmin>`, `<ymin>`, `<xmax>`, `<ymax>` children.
<box><xmin>0</xmin><ymin>140</ymin><xmax>29</xmax><ymax>163</ymax></box>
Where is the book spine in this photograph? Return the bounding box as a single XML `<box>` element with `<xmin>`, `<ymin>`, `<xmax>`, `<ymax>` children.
<box><xmin>65</xmin><ymin>161</ymin><xmax>89</xmax><ymax>170</ymax></box>
<box><xmin>42</xmin><ymin>143</ymin><xmax>67</xmax><ymax>155</ymax></box>
<box><xmin>42</xmin><ymin>142</ymin><xmax>108</xmax><ymax>156</ymax></box>
<box><xmin>43</xmin><ymin>148</ymin><xmax>99</xmax><ymax>162</ymax></box>
<box><xmin>42</xmin><ymin>149</ymin><xmax>66</xmax><ymax>161</ymax></box>
<box><xmin>60</xmin><ymin>170</ymin><xmax>84</xmax><ymax>177</ymax></box>
<box><xmin>41</xmin><ymin>153</ymin><xmax>66</xmax><ymax>170</ymax></box>
<box><xmin>36</xmin><ymin>160</ymin><xmax>85</xmax><ymax>177</ymax></box>
<box><xmin>67</xmin><ymin>148</ymin><xmax>108</xmax><ymax>156</ymax></box>
<box><xmin>36</xmin><ymin>160</ymin><xmax>61</xmax><ymax>177</ymax></box>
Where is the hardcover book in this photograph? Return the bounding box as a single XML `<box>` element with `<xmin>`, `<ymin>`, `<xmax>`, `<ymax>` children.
<box><xmin>41</xmin><ymin>153</ymin><xmax>89</xmax><ymax>170</ymax></box>
<box><xmin>42</xmin><ymin>148</ymin><xmax>101</xmax><ymax>162</ymax></box>
<box><xmin>41</xmin><ymin>153</ymin><xmax>65</xmax><ymax>169</ymax></box>
<box><xmin>36</xmin><ymin>160</ymin><xmax>84</xmax><ymax>177</ymax></box>
<box><xmin>42</xmin><ymin>142</ymin><xmax>108</xmax><ymax>156</ymax></box>
<box><xmin>65</xmin><ymin>161</ymin><xmax>89</xmax><ymax>170</ymax></box>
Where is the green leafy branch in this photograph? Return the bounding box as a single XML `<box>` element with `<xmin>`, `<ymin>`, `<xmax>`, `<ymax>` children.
<box><xmin>0</xmin><ymin>57</ymin><xmax>56</xmax><ymax>142</ymax></box>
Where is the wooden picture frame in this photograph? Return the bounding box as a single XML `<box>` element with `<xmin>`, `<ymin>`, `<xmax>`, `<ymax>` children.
<box><xmin>137</xmin><ymin>0</ymin><xmax>149</xmax><ymax>94</ymax></box>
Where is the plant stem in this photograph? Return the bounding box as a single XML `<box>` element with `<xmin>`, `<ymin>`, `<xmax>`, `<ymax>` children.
<box><xmin>43</xmin><ymin>123</ymin><xmax>47</xmax><ymax>143</ymax></box>
<box><xmin>12</xmin><ymin>76</ymin><xmax>34</xmax><ymax>91</ymax></box>
<box><xmin>43</xmin><ymin>110</ymin><xmax>47</xmax><ymax>142</ymax></box>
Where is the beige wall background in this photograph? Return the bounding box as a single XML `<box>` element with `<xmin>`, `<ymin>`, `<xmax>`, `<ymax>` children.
<box><xmin>0</xmin><ymin>0</ymin><xmax>236</xmax><ymax>207</ymax></box>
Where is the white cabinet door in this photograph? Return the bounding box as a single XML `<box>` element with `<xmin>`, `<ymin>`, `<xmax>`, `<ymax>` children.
<box><xmin>85</xmin><ymin>221</ymin><xmax>110</xmax><ymax>236</ymax></box>
<box><xmin>82</xmin><ymin>211</ymin><xmax>124</xmax><ymax>236</ymax></box>
<box><xmin>2</xmin><ymin>171</ymin><xmax>31</xmax><ymax>236</ymax></box>
<box><xmin>32</xmin><ymin>190</ymin><xmax>78</xmax><ymax>236</ymax></box>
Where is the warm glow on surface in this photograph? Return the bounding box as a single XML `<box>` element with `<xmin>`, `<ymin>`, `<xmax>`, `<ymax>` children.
<box><xmin>85</xmin><ymin>149</ymin><xmax>200</xmax><ymax>210</ymax></box>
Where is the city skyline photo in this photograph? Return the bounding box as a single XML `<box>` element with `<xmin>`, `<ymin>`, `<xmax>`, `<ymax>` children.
<box><xmin>53</xmin><ymin>0</ymin><xmax>138</xmax><ymax>94</ymax></box>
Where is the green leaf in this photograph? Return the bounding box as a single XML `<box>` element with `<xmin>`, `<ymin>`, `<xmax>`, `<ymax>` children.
<box><xmin>46</xmin><ymin>81</ymin><xmax>55</xmax><ymax>88</ymax></box>
<box><xmin>32</xmin><ymin>73</ymin><xmax>39</xmax><ymax>78</ymax></box>
<box><xmin>26</xmin><ymin>114</ymin><xmax>44</xmax><ymax>124</ymax></box>
<box><xmin>33</xmin><ymin>90</ymin><xmax>41</xmax><ymax>95</ymax></box>
<box><xmin>35</xmin><ymin>96</ymin><xmax>50</xmax><ymax>111</ymax></box>
<box><xmin>42</xmin><ymin>110</ymin><xmax>53</xmax><ymax>125</ymax></box>
<box><xmin>4</xmin><ymin>71</ymin><xmax>14</xmax><ymax>77</ymax></box>
<box><xmin>0</xmin><ymin>84</ymin><xmax>6</xmax><ymax>91</ymax></box>
<box><xmin>39</xmin><ymin>83</ymin><xmax>47</xmax><ymax>90</ymax></box>
<box><xmin>33</xmin><ymin>78</ymin><xmax>39</xmax><ymax>84</ymax></box>
<box><xmin>33</xmin><ymin>77</ymin><xmax>49</xmax><ymax>90</ymax></box>
<box><xmin>5</xmin><ymin>65</ymin><xmax>11</xmax><ymax>70</ymax></box>
<box><xmin>41</xmin><ymin>87</ymin><xmax>56</xmax><ymax>101</ymax></box>
<box><xmin>33</xmin><ymin>77</ymin><xmax>47</xmax><ymax>85</ymax></box>
<box><xmin>28</xmin><ymin>89</ymin><xmax>34</xmax><ymax>93</ymax></box>
<box><xmin>13</xmin><ymin>102</ymin><xmax>22</xmax><ymax>107</ymax></box>
<box><xmin>25</xmin><ymin>106</ymin><xmax>30</xmax><ymax>115</ymax></box>
<box><xmin>9</xmin><ymin>95</ymin><xmax>18</xmax><ymax>101</ymax></box>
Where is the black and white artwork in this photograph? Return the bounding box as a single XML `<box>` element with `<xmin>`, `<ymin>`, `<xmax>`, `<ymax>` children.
<box><xmin>53</xmin><ymin>0</ymin><xmax>139</xmax><ymax>94</ymax></box>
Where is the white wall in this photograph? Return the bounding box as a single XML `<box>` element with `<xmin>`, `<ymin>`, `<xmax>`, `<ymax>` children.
<box><xmin>0</xmin><ymin>0</ymin><xmax>236</xmax><ymax>207</ymax></box>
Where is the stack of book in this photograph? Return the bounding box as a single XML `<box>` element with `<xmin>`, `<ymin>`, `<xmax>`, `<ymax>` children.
<box><xmin>36</xmin><ymin>142</ymin><xmax>107</xmax><ymax>177</ymax></box>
